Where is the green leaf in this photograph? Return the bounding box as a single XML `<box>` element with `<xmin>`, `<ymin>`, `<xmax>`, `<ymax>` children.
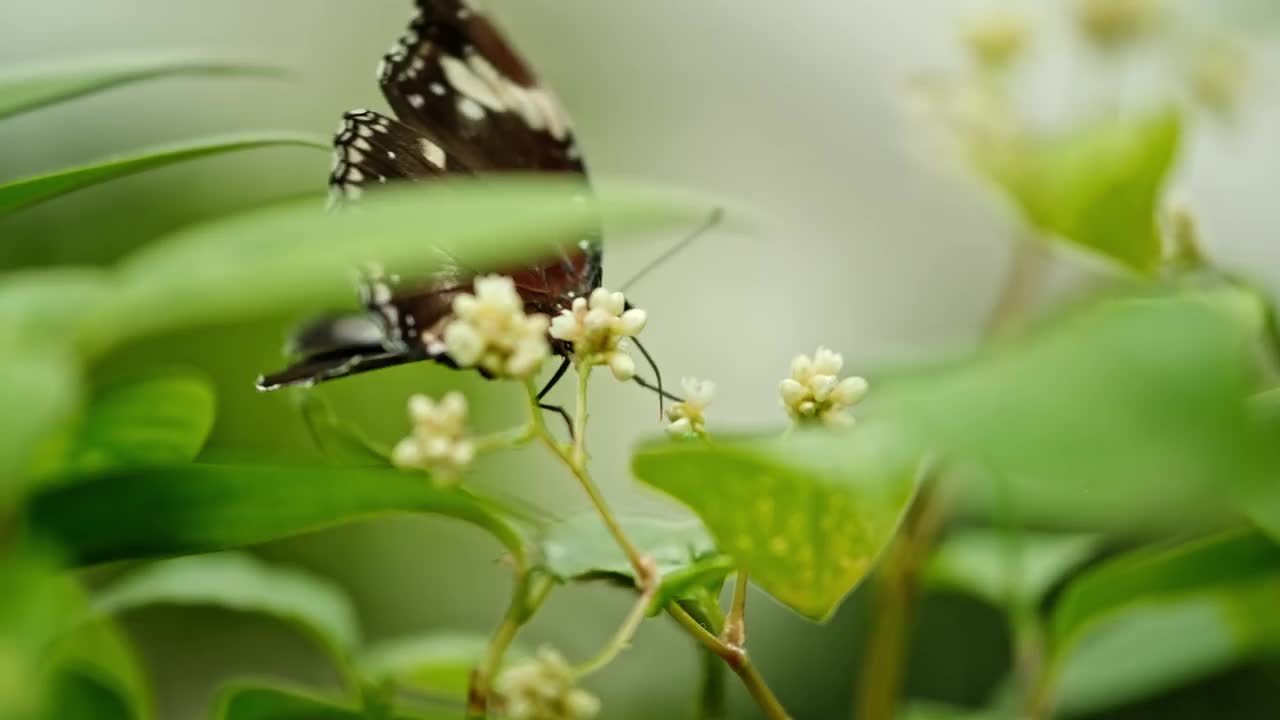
<box><xmin>213</xmin><ymin>683</ymin><xmax>451</xmax><ymax>720</ymax></box>
<box><xmin>28</xmin><ymin>463</ymin><xmax>527</xmax><ymax>567</ymax></box>
<box><xmin>47</xmin><ymin>613</ymin><xmax>153</xmax><ymax>720</ymax></box>
<box><xmin>898</xmin><ymin>702</ymin><xmax>999</xmax><ymax>720</ymax></box>
<box><xmin>925</xmin><ymin>529</ymin><xmax>1100</xmax><ymax>608</ymax></box>
<box><xmin>976</xmin><ymin>109</ymin><xmax>1181</xmax><ymax>273</ymax></box>
<box><xmin>77</xmin><ymin>178</ymin><xmax>703</xmax><ymax>356</ymax></box>
<box><xmin>361</xmin><ymin>633</ymin><xmax>522</xmax><ymax>700</ymax></box>
<box><xmin>0</xmin><ymin>545</ymin><xmax>82</xmax><ymax>720</ymax></box>
<box><xmin>538</xmin><ymin>514</ymin><xmax>734</xmax><ymax>612</ymax></box>
<box><xmin>0</xmin><ymin>134</ymin><xmax>328</xmax><ymax>218</ymax></box>
<box><xmin>0</xmin><ymin>268</ymin><xmax>112</xmax><ymax>347</ymax></box>
<box><xmin>878</xmin><ymin>291</ymin><xmax>1274</xmax><ymax>531</ymax></box>
<box><xmin>0</xmin><ymin>351</ymin><xmax>83</xmax><ymax>501</ymax></box>
<box><xmin>293</xmin><ymin>390</ymin><xmax>389</xmax><ymax>467</ymax></box>
<box><xmin>212</xmin><ymin>684</ymin><xmax>361</xmax><ymax>720</ymax></box>
<box><xmin>1051</xmin><ymin>530</ymin><xmax>1280</xmax><ymax>648</ymax></box>
<box><xmin>94</xmin><ymin>553</ymin><xmax>359</xmax><ymax>672</ymax></box>
<box><xmin>633</xmin><ymin>422</ymin><xmax>923</xmax><ymax>621</ymax></box>
<box><xmin>0</xmin><ymin>58</ymin><xmax>282</xmax><ymax>119</ymax></box>
<box><xmin>1049</xmin><ymin>579</ymin><xmax>1280</xmax><ymax>717</ymax></box>
<box><xmin>60</xmin><ymin>374</ymin><xmax>216</xmax><ymax>478</ymax></box>
<box><xmin>1045</xmin><ymin>531</ymin><xmax>1280</xmax><ymax>716</ymax></box>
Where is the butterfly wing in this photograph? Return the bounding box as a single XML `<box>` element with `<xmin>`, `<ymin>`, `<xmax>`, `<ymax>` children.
<box><xmin>260</xmin><ymin>0</ymin><xmax>600</xmax><ymax>390</ymax></box>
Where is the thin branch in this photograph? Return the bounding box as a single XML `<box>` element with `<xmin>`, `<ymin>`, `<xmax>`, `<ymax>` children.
<box><xmin>667</xmin><ymin>604</ymin><xmax>792</xmax><ymax>720</ymax></box>
<box><xmin>572</xmin><ymin>580</ymin><xmax>657</xmax><ymax>678</ymax></box>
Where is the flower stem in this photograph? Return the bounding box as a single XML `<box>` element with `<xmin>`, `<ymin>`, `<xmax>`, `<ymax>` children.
<box><xmin>524</xmin><ymin>375</ymin><xmax>653</xmax><ymax>585</ymax></box>
<box><xmin>667</xmin><ymin>604</ymin><xmax>792</xmax><ymax>720</ymax></box>
<box><xmin>466</xmin><ymin>571</ymin><xmax>554</xmax><ymax>719</ymax></box>
<box><xmin>572</xmin><ymin>578</ymin><xmax>657</xmax><ymax>677</ymax></box>
<box><xmin>722</xmin><ymin>571</ymin><xmax>749</xmax><ymax>647</ymax></box>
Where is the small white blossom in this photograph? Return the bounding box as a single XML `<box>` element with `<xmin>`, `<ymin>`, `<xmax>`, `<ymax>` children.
<box><xmin>779</xmin><ymin>347</ymin><xmax>869</xmax><ymax>426</ymax></box>
<box><xmin>443</xmin><ymin>275</ymin><xmax>551</xmax><ymax>378</ymax></box>
<box><xmin>392</xmin><ymin>391</ymin><xmax>475</xmax><ymax>484</ymax></box>
<box><xmin>497</xmin><ymin>646</ymin><xmax>601</xmax><ymax>720</ymax></box>
<box><xmin>666</xmin><ymin>377</ymin><xmax>715</xmax><ymax>437</ymax></box>
<box><xmin>549</xmin><ymin>288</ymin><xmax>646</xmax><ymax>381</ymax></box>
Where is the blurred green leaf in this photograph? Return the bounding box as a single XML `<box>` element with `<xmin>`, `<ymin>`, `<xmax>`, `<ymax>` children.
<box><xmin>0</xmin><ymin>268</ymin><xmax>112</xmax><ymax>348</ymax></box>
<box><xmin>0</xmin><ymin>134</ymin><xmax>328</xmax><ymax>218</ymax></box>
<box><xmin>1049</xmin><ymin>579</ymin><xmax>1280</xmax><ymax>717</ymax></box>
<box><xmin>925</xmin><ymin>529</ymin><xmax>1100</xmax><ymax>608</ymax></box>
<box><xmin>0</xmin><ymin>59</ymin><xmax>282</xmax><ymax>120</ymax></box>
<box><xmin>0</xmin><ymin>351</ymin><xmax>82</xmax><ymax>501</ymax></box>
<box><xmin>213</xmin><ymin>684</ymin><xmax>361</xmax><ymax>720</ymax></box>
<box><xmin>361</xmin><ymin>633</ymin><xmax>521</xmax><ymax>700</ymax></box>
<box><xmin>95</xmin><ymin>552</ymin><xmax>359</xmax><ymax>673</ymax></box>
<box><xmin>976</xmin><ymin>109</ymin><xmax>1181</xmax><ymax>273</ymax></box>
<box><xmin>80</xmin><ymin>178</ymin><xmax>703</xmax><ymax>356</ymax></box>
<box><xmin>1045</xmin><ymin>531</ymin><xmax>1280</xmax><ymax>716</ymax></box>
<box><xmin>1051</xmin><ymin>530</ymin><xmax>1280</xmax><ymax>647</ymax></box>
<box><xmin>213</xmin><ymin>683</ymin><xmax>451</xmax><ymax>720</ymax></box>
<box><xmin>877</xmin><ymin>291</ymin><xmax>1273</xmax><ymax>531</ymax></box>
<box><xmin>538</xmin><ymin>514</ymin><xmax>734</xmax><ymax>612</ymax></box>
<box><xmin>44</xmin><ymin>670</ymin><xmax>134</xmax><ymax>720</ymax></box>
<box><xmin>0</xmin><ymin>545</ymin><xmax>81</xmax><ymax>720</ymax></box>
<box><xmin>60</xmin><ymin>374</ymin><xmax>215</xmax><ymax>478</ymax></box>
<box><xmin>899</xmin><ymin>702</ymin><xmax>1000</xmax><ymax>720</ymax></box>
<box><xmin>633</xmin><ymin>423</ymin><xmax>923</xmax><ymax>621</ymax></box>
<box><xmin>28</xmin><ymin>463</ymin><xmax>527</xmax><ymax>567</ymax></box>
<box><xmin>47</xmin><ymin>616</ymin><xmax>152</xmax><ymax>720</ymax></box>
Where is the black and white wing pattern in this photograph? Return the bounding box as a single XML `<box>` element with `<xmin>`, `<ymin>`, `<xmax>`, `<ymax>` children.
<box><xmin>259</xmin><ymin>0</ymin><xmax>601</xmax><ymax>391</ymax></box>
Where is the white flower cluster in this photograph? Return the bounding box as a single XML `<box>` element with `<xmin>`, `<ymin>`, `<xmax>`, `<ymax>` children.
<box><xmin>391</xmin><ymin>392</ymin><xmax>475</xmax><ymax>483</ymax></box>
<box><xmin>666</xmin><ymin>377</ymin><xmax>715</xmax><ymax>438</ymax></box>
<box><xmin>549</xmin><ymin>288</ymin><xmax>647</xmax><ymax>381</ymax></box>
<box><xmin>444</xmin><ymin>276</ymin><xmax>551</xmax><ymax>378</ymax></box>
<box><xmin>497</xmin><ymin>646</ymin><xmax>601</xmax><ymax>720</ymax></box>
<box><xmin>779</xmin><ymin>347</ymin><xmax>869</xmax><ymax>426</ymax></box>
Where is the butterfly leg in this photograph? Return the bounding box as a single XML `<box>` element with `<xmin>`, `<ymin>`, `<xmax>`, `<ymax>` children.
<box><xmin>537</xmin><ymin>358</ymin><xmax>575</xmax><ymax>438</ymax></box>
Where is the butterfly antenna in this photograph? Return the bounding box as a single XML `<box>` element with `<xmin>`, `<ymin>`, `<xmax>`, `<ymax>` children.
<box><xmin>631</xmin><ymin>337</ymin><xmax>683</xmax><ymax>420</ymax></box>
<box><xmin>620</xmin><ymin>207</ymin><xmax>724</xmax><ymax>294</ymax></box>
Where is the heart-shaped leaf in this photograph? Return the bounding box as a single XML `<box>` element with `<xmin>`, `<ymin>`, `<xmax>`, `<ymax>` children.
<box><xmin>538</xmin><ymin>514</ymin><xmax>734</xmax><ymax>612</ymax></box>
<box><xmin>633</xmin><ymin>423</ymin><xmax>923</xmax><ymax>621</ymax></box>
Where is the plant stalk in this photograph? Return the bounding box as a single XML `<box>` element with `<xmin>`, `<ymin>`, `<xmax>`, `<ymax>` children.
<box><xmin>668</xmin><ymin>604</ymin><xmax>792</xmax><ymax>720</ymax></box>
<box><xmin>723</xmin><ymin>571</ymin><xmax>750</xmax><ymax>647</ymax></box>
<box><xmin>573</xmin><ymin>579</ymin><xmax>657</xmax><ymax>677</ymax></box>
<box><xmin>466</xmin><ymin>572</ymin><xmax>553</xmax><ymax>719</ymax></box>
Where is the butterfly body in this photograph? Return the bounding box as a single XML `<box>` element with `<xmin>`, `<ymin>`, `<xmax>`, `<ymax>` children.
<box><xmin>258</xmin><ymin>0</ymin><xmax>600</xmax><ymax>391</ymax></box>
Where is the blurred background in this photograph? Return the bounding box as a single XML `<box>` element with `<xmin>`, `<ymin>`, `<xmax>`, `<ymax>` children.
<box><xmin>3</xmin><ymin>1</ymin><xmax>1279</xmax><ymax>718</ymax></box>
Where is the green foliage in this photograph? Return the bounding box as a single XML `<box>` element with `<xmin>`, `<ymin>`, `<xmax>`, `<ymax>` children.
<box><xmin>875</xmin><ymin>291</ymin><xmax>1272</xmax><ymax>531</ymax></box>
<box><xmin>0</xmin><ymin>547</ymin><xmax>81</xmax><ymax>720</ymax></box>
<box><xmin>45</xmin><ymin>616</ymin><xmax>153</xmax><ymax>720</ymax></box>
<box><xmin>362</xmin><ymin>633</ymin><xmax>520</xmax><ymax>700</ymax></box>
<box><xmin>213</xmin><ymin>685</ymin><xmax>367</xmax><ymax>720</ymax></box>
<box><xmin>0</xmin><ymin>58</ymin><xmax>283</xmax><ymax>119</ymax></box>
<box><xmin>974</xmin><ymin>109</ymin><xmax>1181</xmax><ymax>273</ymax></box>
<box><xmin>925</xmin><ymin>529</ymin><xmax>1100</xmax><ymax>608</ymax></box>
<box><xmin>538</xmin><ymin>514</ymin><xmax>734</xmax><ymax>612</ymax></box>
<box><xmin>29</xmin><ymin>464</ymin><xmax>527</xmax><ymax>567</ymax></box>
<box><xmin>634</xmin><ymin>423</ymin><xmax>923</xmax><ymax>621</ymax></box>
<box><xmin>60</xmin><ymin>374</ymin><xmax>216</xmax><ymax>478</ymax></box>
<box><xmin>0</xmin><ymin>351</ymin><xmax>83</xmax><ymax>501</ymax></box>
<box><xmin>95</xmin><ymin>553</ymin><xmax>361</xmax><ymax>671</ymax></box>
<box><xmin>0</xmin><ymin>134</ymin><xmax>329</xmax><ymax>217</ymax></box>
<box><xmin>1044</xmin><ymin>531</ymin><xmax>1280</xmax><ymax>716</ymax></box>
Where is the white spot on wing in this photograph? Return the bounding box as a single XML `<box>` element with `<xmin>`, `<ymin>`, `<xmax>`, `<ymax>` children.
<box><xmin>440</xmin><ymin>55</ymin><xmax>505</xmax><ymax>111</ymax></box>
<box><xmin>458</xmin><ymin>97</ymin><xmax>486</xmax><ymax>121</ymax></box>
<box><xmin>409</xmin><ymin>93</ymin><xmax>426</xmax><ymax>108</ymax></box>
<box><xmin>420</xmin><ymin>139</ymin><xmax>447</xmax><ymax>169</ymax></box>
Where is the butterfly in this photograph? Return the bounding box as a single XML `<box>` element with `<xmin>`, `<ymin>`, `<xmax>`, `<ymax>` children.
<box><xmin>255</xmin><ymin>0</ymin><xmax>664</xmax><ymax>408</ymax></box>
